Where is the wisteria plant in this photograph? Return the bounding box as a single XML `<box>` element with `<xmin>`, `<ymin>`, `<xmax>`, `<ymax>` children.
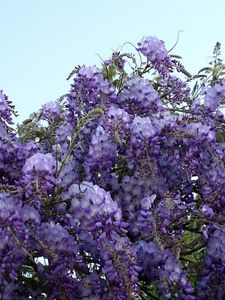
<box><xmin>1</xmin><ymin>36</ymin><xmax>225</xmax><ymax>300</ymax></box>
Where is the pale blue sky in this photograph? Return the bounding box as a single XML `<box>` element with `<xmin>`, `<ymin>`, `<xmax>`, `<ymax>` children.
<box><xmin>1</xmin><ymin>0</ymin><xmax>225</xmax><ymax>123</ymax></box>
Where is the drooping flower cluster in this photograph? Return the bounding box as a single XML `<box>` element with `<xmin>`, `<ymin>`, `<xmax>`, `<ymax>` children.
<box><xmin>85</xmin><ymin>126</ymin><xmax>118</xmax><ymax>182</ymax></box>
<box><xmin>137</xmin><ymin>36</ymin><xmax>172</xmax><ymax>75</ymax></box>
<box><xmin>22</xmin><ymin>152</ymin><xmax>58</xmax><ymax>198</ymax></box>
<box><xmin>135</xmin><ymin>241</ymin><xmax>194</xmax><ymax>299</ymax></box>
<box><xmin>0</xmin><ymin>90</ymin><xmax>14</xmax><ymax>124</ymax></box>
<box><xmin>67</xmin><ymin>66</ymin><xmax>117</xmax><ymax>122</ymax></box>
<box><xmin>41</xmin><ymin>101</ymin><xmax>61</xmax><ymax>122</ymax></box>
<box><xmin>198</xmin><ymin>228</ymin><xmax>225</xmax><ymax>299</ymax></box>
<box><xmin>137</xmin><ymin>36</ymin><xmax>170</xmax><ymax>65</ymax></box>
<box><xmin>118</xmin><ymin>77</ymin><xmax>163</xmax><ymax>115</ymax></box>
<box><xmin>203</xmin><ymin>80</ymin><xmax>225</xmax><ymax>110</ymax></box>
<box><xmin>1</xmin><ymin>35</ymin><xmax>225</xmax><ymax>299</ymax></box>
<box><xmin>68</xmin><ymin>181</ymin><xmax>123</xmax><ymax>232</ymax></box>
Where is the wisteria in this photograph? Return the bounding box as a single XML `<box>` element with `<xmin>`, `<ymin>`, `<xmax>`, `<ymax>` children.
<box><xmin>1</xmin><ymin>35</ymin><xmax>225</xmax><ymax>299</ymax></box>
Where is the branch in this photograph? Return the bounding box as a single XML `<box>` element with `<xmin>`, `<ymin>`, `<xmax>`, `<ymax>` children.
<box><xmin>181</xmin><ymin>244</ymin><xmax>205</xmax><ymax>256</ymax></box>
<box><xmin>56</xmin><ymin>108</ymin><xmax>103</xmax><ymax>177</ymax></box>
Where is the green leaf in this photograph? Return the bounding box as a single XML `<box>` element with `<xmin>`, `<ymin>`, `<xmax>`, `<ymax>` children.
<box><xmin>112</xmin><ymin>79</ymin><xmax>120</xmax><ymax>88</ymax></box>
<box><xmin>171</xmin><ymin>54</ymin><xmax>182</xmax><ymax>59</ymax></box>
<box><xmin>198</xmin><ymin>67</ymin><xmax>212</xmax><ymax>74</ymax></box>
<box><xmin>216</xmin><ymin>131</ymin><xmax>225</xmax><ymax>143</ymax></box>
<box><xmin>108</xmin><ymin>64</ymin><xmax>117</xmax><ymax>80</ymax></box>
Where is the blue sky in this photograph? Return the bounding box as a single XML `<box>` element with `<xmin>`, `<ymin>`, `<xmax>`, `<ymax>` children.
<box><xmin>1</xmin><ymin>0</ymin><xmax>225</xmax><ymax>124</ymax></box>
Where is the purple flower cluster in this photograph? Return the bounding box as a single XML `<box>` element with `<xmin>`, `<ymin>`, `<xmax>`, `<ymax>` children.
<box><xmin>118</xmin><ymin>76</ymin><xmax>163</xmax><ymax>115</ymax></box>
<box><xmin>137</xmin><ymin>36</ymin><xmax>170</xmax><ymax>64</ymax></box>
<box><xmin>69</xmin><ymin>181</ymin><xmax>122</xmax><ymax>232</ymax></box>
<box><xmin>203</xmin><ymin>80</ymin><xmax>225</xmax><ymax>110</ymax></box>
<box><xmin>85</xmin><ymin>126</ymin><xmax>117</xmax><ymax>181</ymax></box>
<box><xmin>136</xmin><ymin>241</ymin><xmax>194</xmax><ymax>299</ymax></box>
<box><xmin>137</xmin><ymin>36</ymin><xmax>172</xmax><ymax>75</ymax></box>
<box><xmin>0</xmin><ymin>90</ymin><xmax>14</xmax><ymax>124</ymax></box>
<box><xmin>131</xmin><ymin>116</ymin><xmax>158</xmax><ymax>139</ymax></box>
<box><xmin>41</xmin><ymin>101</ymin><xmax>60</xmax><ymax>122</ymax></box>
<box><xmin>67</xmin><ymin>66</ymin><xmax>117</xmax><ymax>122</ymax></box>
<box><xmin>22</xmin><ymin>153</ymin><xmax>57</xmax><ymax>197</ymax></box>
<box><xmin>198</xmin><ymin>228</ymin><xmax>225</xmax><ymax>299</ymax></box>
<box><xmin>100</xmin><ymin>233</ymin><xmax>140</xmax><ymax>299</ymax></box>
<box><xmin>160</xmin><ymin>75</ymin><xmax>191</xmax><ymax>104</ymax></box>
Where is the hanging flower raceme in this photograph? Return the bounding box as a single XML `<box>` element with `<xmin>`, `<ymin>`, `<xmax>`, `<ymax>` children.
<box><xmin>117</xmin><ymin>76</ymin><xmax>163</xmax><ymax>115</ymax></box>
<box><xmin>22</xmin><ymin>152</ymin><xmax>58</xmax><ymax>197</ymax></box>
<box><xmin>68</xmin><ymin>181</ymin><xmax>124</xmax><ymax>233</ymax></box>
<box><xmin>67</xmin><ymin>66</ymin><xmax>117</xmax><ymax>122</ymax></box>
<box><xmin>85</xmin><ymin>126</ymin><xmax>118</xmax><ymax>182</ymax></box>
<box><xmin>0</xmin><ymin>90</ymin><xmax>14</xmax><ymax>124</ymax></box>
<box><xmin>41</xmin><ymin>101</ymin><xmax>61</xmax><ymax>122</ymax></box>
<box><xmin>137</xmin><ymin>36</ymin><xmax>172</xmax><ymax>75</ymax></box>
<box><xmin>203</xmin><ymin>80</ymin><xmax>225</xmax><ymax>111</ymax></box>
<box><xmin>100</xmin><ymin>233</ymin><xmax>141</xmax><ymax>299</ymax></box>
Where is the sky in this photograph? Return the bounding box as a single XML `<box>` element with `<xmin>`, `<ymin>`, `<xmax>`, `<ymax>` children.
<box><xmin>1</xmin><ymin>0</ymin><xmax>225</xmax><ymax>124</ymax></box>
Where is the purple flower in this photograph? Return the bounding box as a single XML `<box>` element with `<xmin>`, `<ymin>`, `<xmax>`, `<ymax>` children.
<box><xmin>141</xmin><ymin>194</ymin><xmax>156</xmax><ymax>210</ymax></box>
<box><xmin>21</xmin><ymin>204</ymin><xmax>41</xmax><ymax>223</ymax></box>
<box><xmin>137</xmin><ymin>36</ymin><xmax>169</xmax><ymax>63</ymax></box>
<box><xmin>131</xmin><ymin>116</ymin><xmax>158</xmax><ymax>139</ymax></box>
<box><xmin>137</xmin><ymin>36</ymin><xmax>172</xmax><ymax>75</ymax></box>
<box><xmin>185</xmin><ymin>122</ymin><xmax>215</xmax><ymax>142</ymax></box>
<box><xmin>203</xmin><ymin>82</ymin><xmax>225</xmax><ymax>110</ymax></box>
<box><xmin>70</xmin><ymin>182</ymin><xmax>123</xmax><ymax>231</ymax></box>
<box><xmin>0</xmin><ymin>90</ymin><xmax>13</xmax><ymax>124</ymax></box>
<box><xmin>23</xmin><ymin>153</ymin><xmax>56</xmax><ymax>174</ymax></box>
<box><xmin>202</xmin><ymin>204</ymin><xmax>214</xmax><ymax>219</ymax></box>
<box><xmin>22</xmin><ymin>153</ymin><xmax>57</xmax><ymax>196</ymax></box>
<box><xmin>41</xmin><ymin>101</ymin><xmax>60</xmax><ymax>122</ymax></box>
<box><xmin>118</xmin><ymin>77</ymin><xmax>163</xmax><ymax>115</ymax></box>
